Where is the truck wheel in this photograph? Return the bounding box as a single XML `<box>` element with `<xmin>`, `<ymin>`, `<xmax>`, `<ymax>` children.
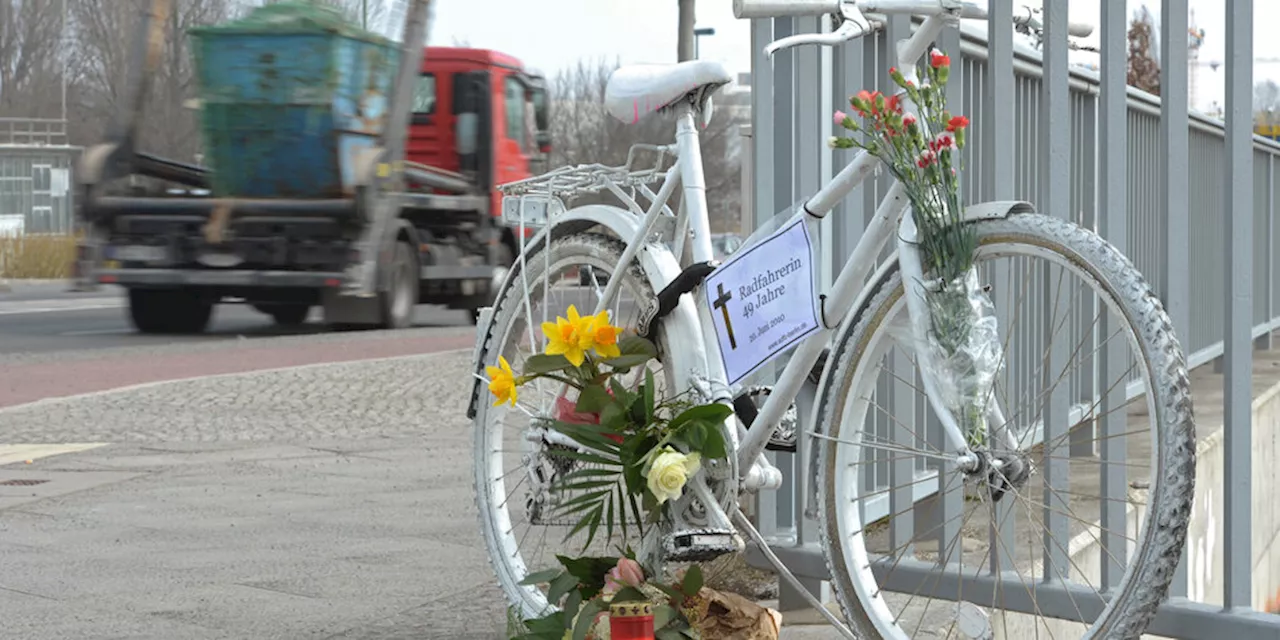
<box><xmin>380</xmin><ymin>241</ymin><xmax>418</xmax><ymax>329</ymax></box>
<box><xmin>472</xmin><ymin>243</ymin><xmax>515</xmax><ymax>325</ymax></box>
<box><xmin>265</xmin><ymin>304</ymin><xmax>310</xmax><ymax>327</ymax></box>
<box><xmin>128</xmin><ymin>289</ymin><xmax>213</xmax><ymax>334</ymax></box>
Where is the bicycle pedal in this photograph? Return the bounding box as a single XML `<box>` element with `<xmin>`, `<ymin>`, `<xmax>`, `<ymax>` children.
<box><xmin>663</xmin><ymin>527</ymin><xmax>743</xmax><ymax>562</ymax></box>
<box><xmin>733</xmin><ymin>385</ymin><xmax>798</xmax><ymax>452</ymax></box>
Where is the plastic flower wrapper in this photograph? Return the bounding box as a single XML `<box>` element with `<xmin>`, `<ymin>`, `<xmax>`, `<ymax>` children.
<box><xmin>921</xmin><ymin>268</ymin><xmax>1003</xmax><ymax>447</ymax></box>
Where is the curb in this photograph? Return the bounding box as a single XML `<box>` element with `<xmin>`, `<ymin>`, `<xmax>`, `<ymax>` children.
<box><xmin>0</xmin><ymin>346</ymin><xmax>472</xmax><ymax>416</ymax></box>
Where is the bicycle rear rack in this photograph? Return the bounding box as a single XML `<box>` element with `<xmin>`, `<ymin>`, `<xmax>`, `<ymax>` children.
<box><xmin>498</xmin><ymin>143</ymin><xmax>677</xmax><ymax>229</ymax></box>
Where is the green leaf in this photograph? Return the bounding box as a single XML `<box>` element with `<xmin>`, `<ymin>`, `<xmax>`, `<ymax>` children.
<box><xmin>681</xmin><ymin>565</ymin><xmax>704</xmax><ymax>596</ymax></box>
<box><xmin>575</xmin><ymin>384</ymin><xmax>611</xmax><ymax>413</ymax></box>
<box><xmin>608</xmin><ymin>378</ymin><xmax>637</xmax><ymax>407</ymax></box>
<box><xmin>560</xmin><ymin>467</ymin><xmax>622</xmax><ymax>479</ymax></box>
<box><xmin>699</xmin><ymin>424</ymin><xmax>728</xmax><ymax>460</ymax></box>
<box><xmin>610</xmin><ymin>334</ymin><xmax>657</xmax><ymax>359</ymax></box>
<box><xmin>544</xmin><ymin>448</ymin><xmax>615</xmax><ymax>466</ymax></box>
<box><xmin>547</xmin><ymin>571</ymin><xmax>579</xmax><ymax>605</ymax></box>
<box><xmin>677</xmin><ymin>421</ymin><xmax>707</xmax><ymax>451</ymax></box>
<box><xmin>524</xmin><ymin>353</ymin><xmax>575</xmax><ymax>375</ymax></box>
<box><xmin>552</xmin><ymin>422</ymin><xmax>622</xmax><ymax>455</ymax></box>
<box><xmin>652</xmin><ymin>604</ymin><xmax>679</xmax><ymax>629</ymax></box>
<box><xmin>563</xmin><ymin>504</ymin><xmax>602</xmax><ymax>547</ymax></box>
<box><xmin>655</xmin><ymin>628</ymin><xmax>686</xmax><ymax>640</ymax></box>
<box><xmin>518</xmin><ymin>567</ymin><xmax>565</xmax><ymax>586</ymax></box>
<box><xmin>572</xmin><ymin>598</ymin><xmax>603</xmax><ymax>640</ymax></box>
<box><xmin>628</xmin><ymin>392</ymin><xmax>648</xmax><ymax>425</ymax></box>
<box><xmin>519</xmin><ymin>610</ymin><xmax>568</xmax><ymax>637</ymax></box>
<box><xmin>557</xmin><ymin>556</ymin><xmax>618</xmax><ymax>599</ymax></box>
<box><xmin>599</xmin><ymin>401</ymin><xmax>628</xmax><ymax>429</ymax></box>
<box><xmin>604</xmin><ymin>484</ymin><xmax>616</xmax><ymax>545</ymax></box>
<box><xmin>627</xmin><ymin>493</ymin><xmax>645</xmax><ymax>540</ymax></box>
<box><xmin>643</xmin><ymin>368</ymin><xmax>656</xmax><ymax>422</ymax></box>
<box><xmin>553</xmin><ymin>488</ymin><xmax>610</xmax><ymax>511</ymax></box>
<box><xmin>611</xmin><ymin>585</ymin><xmax>647</xmax><ymax>603</ymax></box>
<box><xmin>562</xmin><ymin>589</ymin><xmax>583</xmax><ymax>628</ymax></box>
<box><xmin>604</xmin><ymin>354</ymin><xmax>652</xmax><ymax>370</ymax></box>
<box><xmin>668</xmin><ymin>404</ymin><xmax>734</xmax><ymax>432</ymax></box>
<box><xmin>620</xmin><ymin>434</ymin><xmax>657</xmax><ymax>494</ymax></box>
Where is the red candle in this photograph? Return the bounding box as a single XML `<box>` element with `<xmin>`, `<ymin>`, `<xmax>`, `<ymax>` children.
<box><xmin>609</xmin><ymin>601</ymin><xmax>655</xmax><ymax>640</ymax></box>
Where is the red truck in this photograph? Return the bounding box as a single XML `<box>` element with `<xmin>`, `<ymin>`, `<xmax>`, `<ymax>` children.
<box><xmin>73</xmin><ymin>0</ymin><xmax>548</xmax><ymax>332</ymax></box>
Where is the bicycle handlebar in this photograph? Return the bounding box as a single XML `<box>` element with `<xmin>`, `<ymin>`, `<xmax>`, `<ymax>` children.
<box><xmin>732</xmin><ymin>0</ymin><xmax>841</xmax><ymax>19</ymax></box>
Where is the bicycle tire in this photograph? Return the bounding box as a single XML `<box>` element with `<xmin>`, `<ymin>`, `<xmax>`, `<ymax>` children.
<box><xmin>814</xmin><ymin>213</ymin><xmax>1195</xmax><ymax>639</ymax></box>
<box><xmin>473</xmin><ymin>231</ymin><xmax>678</xmax><ymax>619</ymax></box>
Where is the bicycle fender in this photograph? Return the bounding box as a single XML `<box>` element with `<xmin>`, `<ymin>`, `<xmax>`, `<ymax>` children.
<box><xmin>801</xmin><ymin>199</ymin><xmax>1037</xmax><ymax>517</ymax></box>
<box><xmin>963</xmin><ymin>200</ymin><xmax>1037</xmax><ymax>220</ymax></box>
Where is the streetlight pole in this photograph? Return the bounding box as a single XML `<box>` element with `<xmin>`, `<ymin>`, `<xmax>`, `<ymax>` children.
<box><xmin>61</xmin><ymin>0</ymin><xmax>67</xmax><ymax>123</ymax></box>
<box><xmin>677</xmin><ymin>0</ymin><xmax>695</xmax><ymax>61</ymax></box>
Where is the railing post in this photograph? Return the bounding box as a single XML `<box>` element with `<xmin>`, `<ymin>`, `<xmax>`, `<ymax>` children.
<box><xmin>984</xmin><ymin>0</ymin><xmax>1017</xmax><ymax>577</ymax></box>
<box><xmin>1097</xmin><ymin>0</ymin><xmax>1131</xmax><ymax>591</ymax></box>
<box><xmin>1161</xmin><ymin>0</ymin><xmax>1192</xmax><ymax>598</ymax></box>
<box><xmin>1262</xmin><ymin>153</ymin><xmax>1275</xmax><ymax>350</ymax></box>
<box><xmin>748</xmin><ymin>15</ymin><xmax>784</xmax><ymax>553</ymax></box>
<box><xmin>1223</xmin><ymin>0</ymin><xmax>1254</xmax><ymax>612</ymax></box>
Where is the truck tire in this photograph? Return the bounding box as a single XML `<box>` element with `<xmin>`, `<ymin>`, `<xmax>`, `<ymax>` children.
<box><xmin>128</xmin><ymin>289</ymin><xmax>213</xmax><ymax>334</ymax></box>
<box><xmin>472</xmin><ymin>243</ymin><xmax>514</xmax><ymax>324</ymax></box>
<box><xmin>380</xmin><ymin>240</ymin><xmax>418</xmax><ymax>329</ymax></box>
<box><xmin>264</xmin><ymin>304</ymin><xmax>310</xmax><ymax>327</ymax></box>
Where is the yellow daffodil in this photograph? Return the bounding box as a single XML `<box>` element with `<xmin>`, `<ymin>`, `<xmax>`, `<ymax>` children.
<box><xmin>584</xmin><ymin>309</ymin><xmax>622</xmax><ymax>359</ymax></box>
<box><xmin>541</xmin><ymin>305</ymin><xmax>593</xmax><ymax>366</ymax></box>
<box><xmin>485</xmin><ymin>355</ymin><xmax>518</xmax><ymax>407</ymax></box>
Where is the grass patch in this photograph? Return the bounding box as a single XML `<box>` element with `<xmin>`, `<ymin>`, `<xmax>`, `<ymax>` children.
<box><xmin>0</xmin><ymin>234</ymin><xmax>78</xmax><ymax>279</ymax></box>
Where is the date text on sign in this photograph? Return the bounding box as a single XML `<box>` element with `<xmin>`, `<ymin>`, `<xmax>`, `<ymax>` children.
<box><xmin>704</xmin><ymin>214</ymin><xmax>821</xmax><ymax>385</ymax></box>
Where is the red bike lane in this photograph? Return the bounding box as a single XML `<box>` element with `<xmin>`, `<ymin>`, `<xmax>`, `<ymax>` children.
<box><xmin>0</xmin><ymin>330</ymin><xmax>476</xmax><ymax>409</ymax></box>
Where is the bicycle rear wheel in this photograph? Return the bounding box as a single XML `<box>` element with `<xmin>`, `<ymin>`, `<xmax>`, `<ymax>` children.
<box><xmin>815</xmin><ymin>213</ymin><xmax>1194</xmax><ymax>638</ymax></box>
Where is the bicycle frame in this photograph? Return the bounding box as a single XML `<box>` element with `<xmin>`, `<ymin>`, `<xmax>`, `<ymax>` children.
<box><xmin>583</xmin><ymin>12</ymin><xmax>1021</xmax><ymax>491</ymax></box>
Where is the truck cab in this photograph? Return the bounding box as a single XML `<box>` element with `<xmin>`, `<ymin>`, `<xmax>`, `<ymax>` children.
<box><xmin>407</xmin><ymin>47</ymin><xmax>550</xmax><ymax>229</ymax></box>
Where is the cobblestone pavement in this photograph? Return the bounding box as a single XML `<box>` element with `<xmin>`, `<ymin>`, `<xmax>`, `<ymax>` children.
<box><xmin>0</xmin><ymin>349</ymin><xmax>476</xmax><ymax>443</ymax></box>
<box><xmin>0</xmin><ymin>349</ymin><xmax>843</xmax><ymax>639</ymax></box>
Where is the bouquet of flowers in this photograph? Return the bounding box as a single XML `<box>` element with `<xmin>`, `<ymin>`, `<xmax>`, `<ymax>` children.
<box><xmin>489</xmin><ymin>305</ymin><xmax>778</xmax><ymax>638</ymax></box>
<box><xmin>486</xmin><ymin>304</ymin><xmax>733</xmax><ymax>546</ymax></box>
<box><xmin>508</xmin><ymin>554</ymin><xmax>781</xmax><ymax>640</ymax></box>
<box><xmin>828</xmin><ymin>49</ymin><xmax>1001</xmax><ymax>445</ymax></box>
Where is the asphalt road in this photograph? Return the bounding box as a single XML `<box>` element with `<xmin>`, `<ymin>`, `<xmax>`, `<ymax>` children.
<box><xmin>0</xmin><ymin>281</ymin><xmax>473</xmax><ymax>355</ymax></box>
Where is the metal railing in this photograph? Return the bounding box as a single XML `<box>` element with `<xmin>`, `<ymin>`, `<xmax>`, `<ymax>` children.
<box><xmin>741</xmin><ymin>1</ymin><xmax>1280</xmax><ymax>636</ymax></box>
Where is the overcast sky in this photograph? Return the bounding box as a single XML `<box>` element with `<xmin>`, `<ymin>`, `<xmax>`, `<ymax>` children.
<box><xmin>426</xmin><ymin>1</ymin><xmax>1280</xmax><ymax>116</ymax></box>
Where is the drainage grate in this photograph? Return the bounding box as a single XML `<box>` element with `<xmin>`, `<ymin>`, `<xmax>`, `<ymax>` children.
<box><xmin>0</xmin><ymin>479</ymin><xmax>49</xmax><ymax>487</ymax></box>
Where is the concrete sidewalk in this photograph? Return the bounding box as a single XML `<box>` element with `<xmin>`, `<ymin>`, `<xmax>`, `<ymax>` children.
<box><xmin>0</xmin><ymin>439</ymin><xmax>843</xmax><ymax>639</ymax></box>
<box><xmin>0</xmin><ymin>439</ymin><xmax>506</xmax><ymax>639</ymax></box>
<box><xmin>5</xmin><ymin>337</ymin><xmax>1276</xmax><ymax>638</ymax></box>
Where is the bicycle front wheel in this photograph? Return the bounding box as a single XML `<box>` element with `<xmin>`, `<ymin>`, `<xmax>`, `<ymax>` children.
<box><xmin>815</xmin><ymin>213</ymin><xmax>1195</xmax><ymax>638</ymax></box>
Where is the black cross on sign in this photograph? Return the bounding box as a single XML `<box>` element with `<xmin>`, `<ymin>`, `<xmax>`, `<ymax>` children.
<box><xmin>713</xmin><ymin>282</ymin><xmax>737</xmax><ymax>350</ymax></box>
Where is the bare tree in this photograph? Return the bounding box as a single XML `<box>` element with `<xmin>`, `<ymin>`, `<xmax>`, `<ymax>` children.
<box><xmin>547</xmin><ymin>58</ymin><xmax>745</xmax><ymax>232</ymax></box>
<box><xmin>1256</xmin><ymin>80</ymin><xmax>1280</xmax><ymax>126</ymax></box>
<box><xmin>0</xmin><ymin>0</ymin><xmax>67</xmax><ymax>118</ymax></box>
<box><xmin>258</xmin><ymin>0</ymin><xmax>388</xmax><ymax>32</ymax></box>
<box><xmin>1127</xmin><ymin>14</ymin><xmax>1160</xmax><ymax>95</ymax></box>
<box><xmin>67</xmin><ymin>0</ymin><xmax>239</xmax><ymax>160</ymax></box>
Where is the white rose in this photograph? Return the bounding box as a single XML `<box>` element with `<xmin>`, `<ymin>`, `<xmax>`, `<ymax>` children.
<box><xmin>645</xmin><ymin>447</ymin><xmax>702</xmax><ymax>504</ymax></box>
